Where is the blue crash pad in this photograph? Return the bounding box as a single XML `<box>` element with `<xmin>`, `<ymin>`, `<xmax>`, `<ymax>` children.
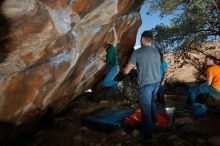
<box><xmin>85</xmin><ymin>106</ymin><xmax>135</xmax><ymax>127</ymax></box>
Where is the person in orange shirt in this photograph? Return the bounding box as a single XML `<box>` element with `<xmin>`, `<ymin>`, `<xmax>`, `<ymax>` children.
<box><xmin>188</xmin><ymin>55</ymin><xmax>220</xmax><ymax>106</ymax></box>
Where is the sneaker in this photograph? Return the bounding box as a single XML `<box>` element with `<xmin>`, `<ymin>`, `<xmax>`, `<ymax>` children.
<box><xmin>117</xmin><ymin>81</ymin><xmax>124</xmax><ymax>93</ymax></box>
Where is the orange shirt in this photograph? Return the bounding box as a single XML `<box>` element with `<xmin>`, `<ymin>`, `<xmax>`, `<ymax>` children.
<box><xmin>207</xmin><ymin>65</ymin><xmax>220</xmax><ymax>92</ymax></box>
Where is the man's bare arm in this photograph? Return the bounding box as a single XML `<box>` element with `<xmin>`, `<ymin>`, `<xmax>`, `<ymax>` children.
<box><xmin>122</xmin><ymin>63</ymin><xmax>135</xmax><ymax>75</ymax></box>
<box><xmin>161</xmin><ymin>68</ymin><xmax>168</xmax><ymax>86</ymax></box>
<box><xmin>207</xmin><ymin>78</ymin><xmax>212</xmax><ymax>86</ymax></box>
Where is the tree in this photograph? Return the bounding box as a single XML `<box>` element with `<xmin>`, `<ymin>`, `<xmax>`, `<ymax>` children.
<box><xmin>144</xmin><ymin>0</ymin><xmax>220</xmax><ymax>53</ymax></box>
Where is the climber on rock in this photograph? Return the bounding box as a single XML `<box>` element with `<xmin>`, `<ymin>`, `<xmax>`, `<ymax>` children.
<box><xmin>188</xmin><ymin>55</ymin><xmax>220</xmax><ymax>106</ymax></box>
<box><xmin>102</xmin><ymin>24</ymin><xmax>123</xmax><ymax>91</ymax></box>
<box><xmin>121</xmin><ymin>31</ymin><xmax>161</xmax><ymax>143</ymax></box>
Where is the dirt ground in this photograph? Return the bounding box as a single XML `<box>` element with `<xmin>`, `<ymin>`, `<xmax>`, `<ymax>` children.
<box><xmin>2</xmin><ymin>86</ymin><xmax>220</xmax><ymax>146</ymax></box>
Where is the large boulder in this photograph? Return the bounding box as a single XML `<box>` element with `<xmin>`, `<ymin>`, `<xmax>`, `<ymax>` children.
<box><xmin>0</xmin><ymin>0</ymin><xmax>143</xmax><ymax>124</ymax></box>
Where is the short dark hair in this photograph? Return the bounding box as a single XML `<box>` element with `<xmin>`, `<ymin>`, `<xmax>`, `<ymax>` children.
<box><xmin>141</xmin><ymin>31</ymin><xmax>153</xmax><ymax>40</ymax></box>
<box><xmin>205</xmin><ymin>55</ymin><xmax>217</xmax><ymax>64</ymax></box>
<box><xmin>206</xmin><ymin>55</ymin><xmax>215</xmax><ymax>61</ymax></box>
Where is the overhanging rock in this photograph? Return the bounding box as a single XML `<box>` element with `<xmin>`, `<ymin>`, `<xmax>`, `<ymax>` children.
<box><xmin>0</xmin><ymin>0</ymin><xmax>144</xmax><ymax>124</ymax></box>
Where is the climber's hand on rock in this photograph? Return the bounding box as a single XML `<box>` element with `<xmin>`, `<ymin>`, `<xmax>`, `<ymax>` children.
<box><xmin>101</xmin><ymin>58</ymin><xmax>106</xmax><ymax>63</ymax></box>
<box><xmin>108</xmin><ymin>27</ymin><xmax>113</xmax><ymax>32</ymax></box>
<box><xmin>108</xmin><ymin>23</ymin><xmax>116</xmax><ymax>32</ymax></box>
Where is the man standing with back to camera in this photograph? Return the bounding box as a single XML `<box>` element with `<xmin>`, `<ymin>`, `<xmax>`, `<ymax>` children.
<box><xmin>121</xmin><ymin>31</ymin><xmax>161</xmax><ymax>143</ymax></box>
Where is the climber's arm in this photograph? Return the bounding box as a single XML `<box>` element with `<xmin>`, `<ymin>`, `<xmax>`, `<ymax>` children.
<box><xmin>112</xmin><ymin>27</ymin><xmax>118</xmax><ymax>47</ymax></box>
<box><xmin>207</xmin><ymin>68</ymin><xmax>213</xmax><ymax>86</ymax></box>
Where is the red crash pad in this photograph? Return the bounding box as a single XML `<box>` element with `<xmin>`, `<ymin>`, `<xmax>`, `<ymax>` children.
<box><xmin>123</xmin><ymin>108</ymin><xmax>172</xmax><ymax>129</ymax></box>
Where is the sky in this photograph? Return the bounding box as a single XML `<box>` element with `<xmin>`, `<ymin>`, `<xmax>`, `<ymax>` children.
<box><xmin>134</xmin><ymin>4</ymin><xmax>174</xmax><ymax>49</ymax></box>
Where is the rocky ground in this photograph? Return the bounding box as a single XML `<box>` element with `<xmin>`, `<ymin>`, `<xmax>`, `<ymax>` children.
<box><xmin>2</xmin><ymin>78</ymin><xmax>220</xmax><ymax>146</ymax></box>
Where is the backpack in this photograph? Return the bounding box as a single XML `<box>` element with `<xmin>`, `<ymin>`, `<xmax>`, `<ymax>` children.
<box><xmin>191</xmin><ymin>103</ymin><xmax>207</xmax><ymax>118</ymax></box>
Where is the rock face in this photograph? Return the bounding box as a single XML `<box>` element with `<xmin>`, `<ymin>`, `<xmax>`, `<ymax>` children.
<box><xmin>0</xmin><ymin>0</ymin><xmax>143</xmax><ymax>124</ymax></box>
